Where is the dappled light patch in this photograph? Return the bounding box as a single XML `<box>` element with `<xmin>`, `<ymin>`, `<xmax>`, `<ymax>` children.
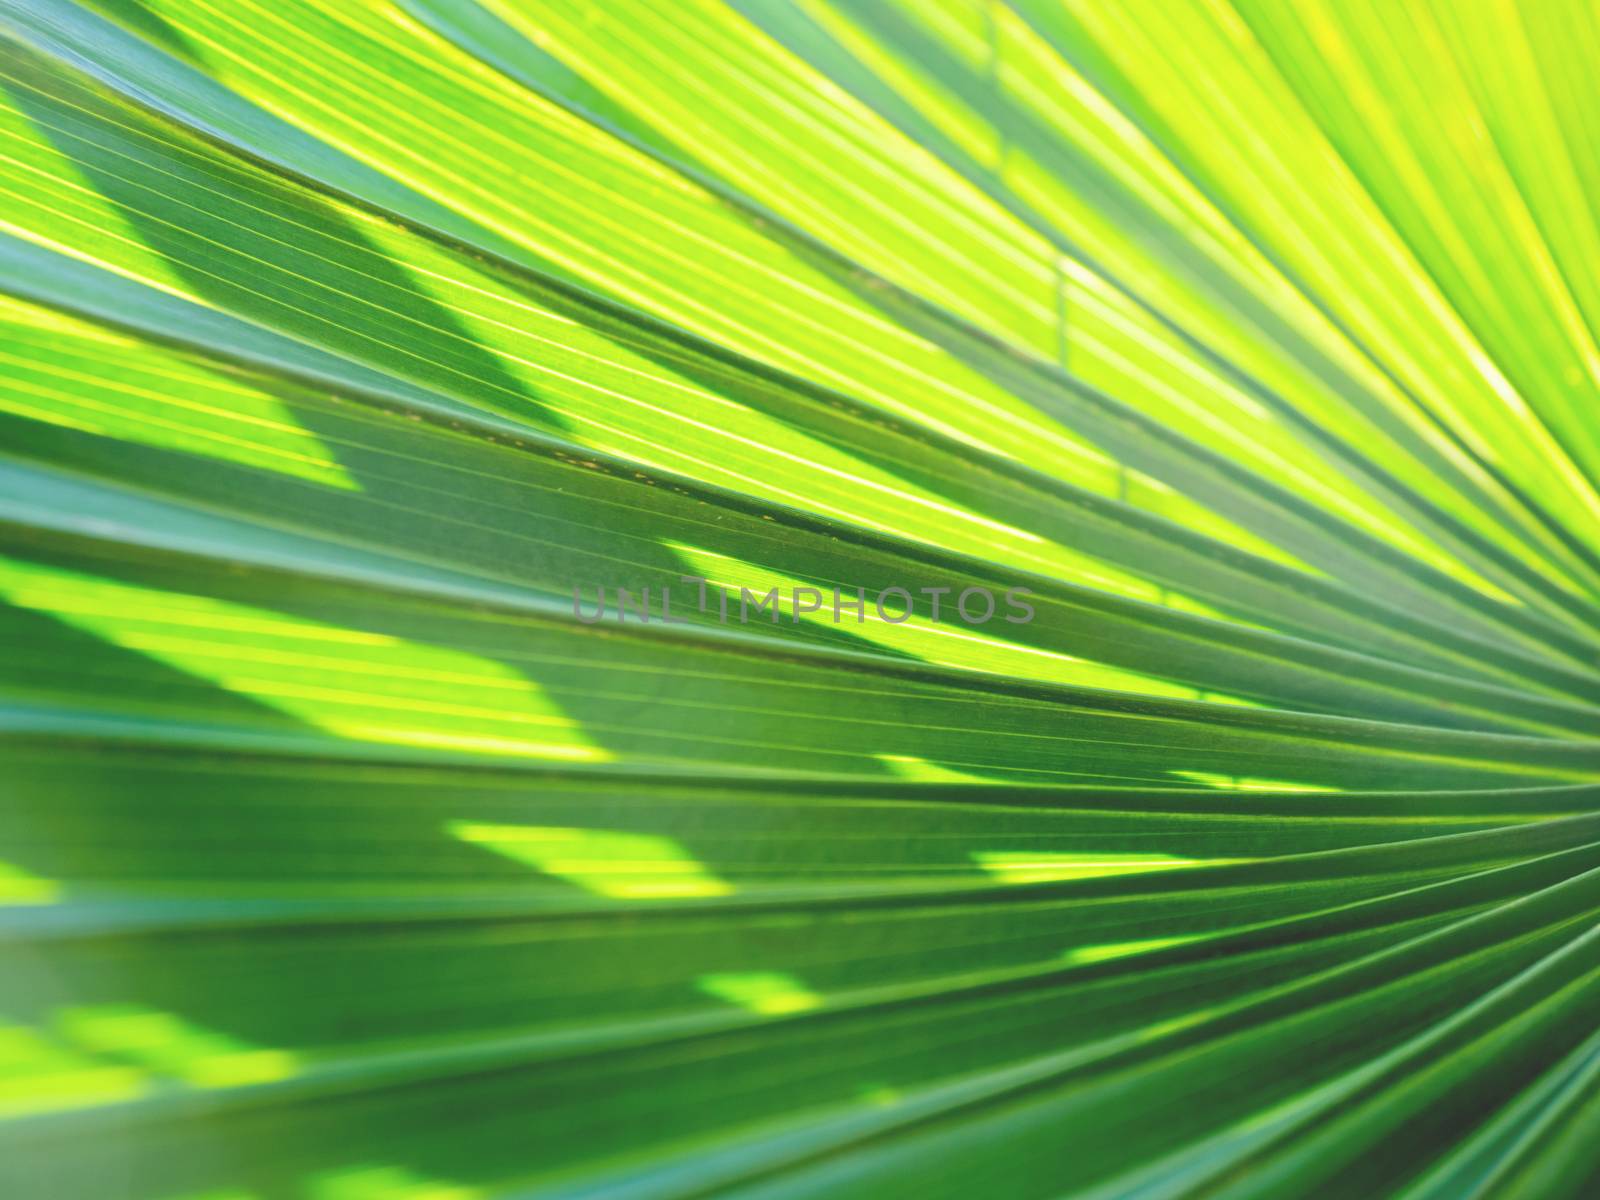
<box><xmin>1169</xmin><ymin>770</ymin><xmax>1341</xmax><ymax>792</ymax></box>
<box><xmin>0</xmin><ymin>1020</ymin><xmax>145</xmax><ymax>1116</ymax></box>
<box><xmin>307</xmin><ymin>1165</ymin><xmax>480</xmax><ymax>1200</ymax></box>
<box><xmin>55</xmin><ymin>1004</ymin><xmax>296</xmax><ymax>1089</ymax></box>
<box><xmin>0</xmin><ymin>556</ymin><xmax>608</xmax><ymax>761</ymax></box>
<box><xmin>972</xmin><ymin>850</ymin><xmax>1219</xmax><ymax>885</ymax></box>
<box><xmin>0</xmin><ymin>294</ymin><xmax>359</xmax><ymax>490</ymax></box>
<box><xmin>0</xmin><ymin>859</ymin><xmax>58</xmax><ymax>904</ymax></box>
<box><xmin>447</xmin><ymin>822</ymin><xmax>733</xmax><ymax>899</ymax></box>
<box><xmin>697</xmin><ymin>972</ymin><xmax>823</xmax><ymax>1016</ymax></box>
<box><xmin>1063</xmin><ymin>936</ymin><xmax>1207</xmax><ymax>965</ymax></box>
<box><xmin>670</xmin><ymin>540</ymin><xmax>1252</xmax><ymax>703</ymax></box>
<box><xmin>876</xmin><ymin>753</ymin><xmax>993</xmax><ymax>782</ymax></box>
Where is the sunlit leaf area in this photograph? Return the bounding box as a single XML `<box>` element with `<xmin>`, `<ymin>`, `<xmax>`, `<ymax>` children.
<box><xmin>2</xmin><ymin>0</ymin><xmax>1600</xmax><ymax>1195</ymax></box>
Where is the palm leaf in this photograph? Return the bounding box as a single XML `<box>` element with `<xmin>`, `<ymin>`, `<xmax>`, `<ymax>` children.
<box><xmin>1</xmin><ymin>1</ymin><xmax>1598</xmax><ymax>1196</ymax></box>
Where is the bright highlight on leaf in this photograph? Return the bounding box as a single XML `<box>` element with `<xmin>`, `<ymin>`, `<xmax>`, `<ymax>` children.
<box><xmin>55</xmin><ymin>1005</ymin><xmax>296</xmax><ymax>1089</ymax></box>
<box><xmin>0</xmin><ymin>294</ymin><xmax>360</xmax><ymax>491</ymax></box>
<box><xmin>0</xmin><ymin>1022</ymin><xmax>145</xmax><ymax>1116</ymax></box>
<box><xmin>0</xmin><ymin>860</ymin><xmax>57</xmax><ymax>905</ymax></box>
<box><xmin>1168</xmin><ymin>770</ymin><xmax>1340</xmax><ymax>793</ymax></box>
<box><xmin>972</xmin><ymin>851</ymin><xmax>1214</xmax><ymax>885</ymax></box>
<box><xmin>1062</xmin><ymin>936</ymin><xmax>1206</xmax><ymax>966</ymax></box>
<box><xmin>697</xmin><ymin>972</ymin><xmax>824</xmax><ymax>1016</ymax></box>
<box><xmin>0</xmin><ymin>556</ymin><xmax>607</xmax><ymax>762</ymax></box>
<box><xmin>668</xmin><ymin>540</ymin><xmax>1253</xmax><ymax>701</ymax></box>
<box><xmin>446</xmin><ymin>822</ymin><xmax>734</xmax><ymax>899</ymax></box>
<box><xmin>308</xmin><ymin>1166</ymin><xmax>480</xmax><ymax>1200</ymax></box>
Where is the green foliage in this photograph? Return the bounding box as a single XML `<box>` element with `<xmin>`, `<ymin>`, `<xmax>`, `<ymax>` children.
<box><xmin>1</xmin><ymin>1</ymin><xmax>1598</xmax><ymax>1196</ymax></box>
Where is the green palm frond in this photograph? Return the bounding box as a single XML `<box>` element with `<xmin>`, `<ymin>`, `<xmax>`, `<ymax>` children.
<box><xmin>2</xmin><ymin>1</ymin><xmax>1598</xmax><ymax>1196</ymax></box>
